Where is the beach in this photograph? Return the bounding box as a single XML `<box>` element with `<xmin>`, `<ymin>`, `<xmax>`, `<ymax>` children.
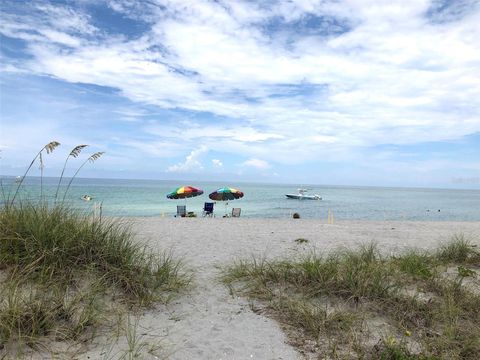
<box><xmin>3</xmin><ymin>0</ymin><xmax>480</xmax><ymax>357</ymax></box>
<box><xmin>79</xmin><ymin>218</ymin><xmax>480</xmax><ymax>359</ymax></box>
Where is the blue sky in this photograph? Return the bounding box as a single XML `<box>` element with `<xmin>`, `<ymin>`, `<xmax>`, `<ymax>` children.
<box><xmin>0</xmin><ymin>0</ymin><xmax>479</xmax><ymax>188</ymax></box>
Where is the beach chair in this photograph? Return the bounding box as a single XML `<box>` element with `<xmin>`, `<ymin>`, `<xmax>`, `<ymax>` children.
<box><xmin>176</xmin><ymin>205</ymin><xmax>186</xmax><ymax>217</ymax></box>
<box><xmin>203</xmin><ymin>202</ymin><xmax>214</xmax><ymax>217</ymax></box>
<box><xmin>231</xmin><ymin>208</ymin><xmax>241</xmax><ymax>217</ymax></box>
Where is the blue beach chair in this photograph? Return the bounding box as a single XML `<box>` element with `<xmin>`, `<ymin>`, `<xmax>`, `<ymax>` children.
<box><xmin>203</xmin><ymin>202</ymin><xmax>214</xmax><ymax>217</ymax></box>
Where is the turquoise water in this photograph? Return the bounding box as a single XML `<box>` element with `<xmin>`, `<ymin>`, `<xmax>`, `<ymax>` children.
<box><xmin>3</xmin><ymin>177</ymin><xmax>480</xmax><ymax>221</ymax></box>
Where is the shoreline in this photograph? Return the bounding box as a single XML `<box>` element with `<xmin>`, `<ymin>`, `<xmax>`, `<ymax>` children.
<box><xmin>121</xmin><ymin>216</ymin><xmax>480</xmax><ymax>223</ymax></box>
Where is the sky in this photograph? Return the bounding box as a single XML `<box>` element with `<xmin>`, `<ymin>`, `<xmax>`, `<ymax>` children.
<box><xmin>0</xmin><ymin>0</ymin><xmax>479</xmax><ymax>188</ymax></box>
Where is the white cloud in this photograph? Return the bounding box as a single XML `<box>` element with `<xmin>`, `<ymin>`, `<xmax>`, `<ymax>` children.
<box><xmin>212</xmin><ymin>159</ymin><xmax>223</xmax><ymax>167</ymax></box>
<box><xmin>144</xmin><ymin>124</ymin><xmax>284</xmax><ymax>142</ymax></box>
<box><xmin>242</xmin><ymin>158</ymin><xmax>271</xmax><ymax>170</ymax></box>
<box><xmin>166</xmin><ymin>145</ymin><xmax>208</xmax><ymax>172</ymax></box>
<box><xmin>35</xmin><ymin>3</ymin><xmax>98</xmax><ymax>34</ymax></box>
<box><xmin>122</xmin><ymin>140</ymin><xmax>185</xmax><ymax>158</ymax></box>
<box><xmin>1</xmin><ymin>0</ymin><xmax>479</xmax><ymax>168</ymax></box>
<box><xmin>0</xmin><ymin>2</ymin><xmax>97</xmax><ymax>46</ymax></box>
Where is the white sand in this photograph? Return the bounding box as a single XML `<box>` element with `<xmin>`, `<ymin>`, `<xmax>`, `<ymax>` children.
<box><xmin>77</xmin><ymin>219</ymin><xmax>480</xmax><ymax>359</ymax></box>
<box><xmin>85</xmin><ymin>218</ymin><xmax>479</xmax><ymax>360</ymax></box>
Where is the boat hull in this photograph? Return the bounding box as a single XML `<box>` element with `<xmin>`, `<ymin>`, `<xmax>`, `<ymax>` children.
<box><xmin>285</xmin><ymin>194</ymin><xmax>321</xmax><ymax>200</ymax></box>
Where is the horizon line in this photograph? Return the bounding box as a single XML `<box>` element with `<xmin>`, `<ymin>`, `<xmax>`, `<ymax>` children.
<box><xmin>2</xmin><ymin>174</ymin><xmax>479</xmax><ymax>192</ymax></box>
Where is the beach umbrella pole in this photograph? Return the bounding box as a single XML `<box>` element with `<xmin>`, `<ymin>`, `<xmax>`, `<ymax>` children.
<box><xmin>166</xmin><ymin>186</ymin><xmax>204</xmax><ymax>216</ymax></box>
<box><xmin>208</xmin><ymin>188</ymin><xmax>244</xmax><ymax>217</ymax></box>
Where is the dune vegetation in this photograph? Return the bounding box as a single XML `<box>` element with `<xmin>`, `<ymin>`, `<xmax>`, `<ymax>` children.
<box><xmin>0</xmin><ymin>142</ymin><xmax>189</xmax><ymax>357</ymax></box>
<box><xmin>0</xmin><ymin>201</ymin><xmax>189</xmax><ymax>356</ymax></box>
<box><xmin>223</xmin><ymin>237</ymin><xmax>480</xmax><ymax>359</ymax></box>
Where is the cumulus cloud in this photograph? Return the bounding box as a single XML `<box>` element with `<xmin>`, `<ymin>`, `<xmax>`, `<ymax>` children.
<box><xmin>166</xmin><ymin>145</ymin><xmax>208</xmax><ymax>172</ymax></box>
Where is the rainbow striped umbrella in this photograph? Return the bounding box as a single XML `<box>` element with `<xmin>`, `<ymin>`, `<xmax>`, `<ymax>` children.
<box><xmin>167</xmin><ymin>185</ymin><xmax>204</xmax><ymax>199</ymax></box>
<box><xmin>208</xmin><ymin>187</ymin><xmax>244</xmax><ymax>201</ymax></box>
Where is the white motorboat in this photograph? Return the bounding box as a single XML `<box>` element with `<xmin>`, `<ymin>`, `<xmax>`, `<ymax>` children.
<box><xmin>285</xmin><ymin>188</ymin><xmax>322</xmax><ymax>200</ymax></box>
<box><xmin>15</xmin><ymin>176</ymin><xmax>23</xmax><ymax>183</ymax></box>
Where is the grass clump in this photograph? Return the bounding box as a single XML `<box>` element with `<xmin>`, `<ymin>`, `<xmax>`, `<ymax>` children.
<box><xmin>270</xmin><ymin>297</ymin><xmax>359</xmax><ymax>339</ymax></box>
<box><xmin>223</xmin><ymin>237</ymin><xmax>480</xmax><ymax>359</ymax></box>
<box><xmin>0</xmin><ymin>202</ymin><xmax>189</xmax><ymax>354</ymax></box>
<box><xmin>295</xmin><ymin>238</ymin><xmax>309</xmax><ymax>244</ymax></box>
<box><xmin>0</xmin><ymin>202</ymin><xmax>187</xmax><ymax>302</ymax></box>
<box><xmin>0</xmin><ymin>280</ymin><xmax>102</xmax><ymax>346</ymax></box>
<box><xmin>370</xmin><ymin>338</ymin><xmax>438</xmax><ymax>360</ymax></box>
<box><xmin>435</xmin><ymin>235</ymin><xmax>480</xmax><ymax>265</ymax></box>
<box><xmin>393</xmin><ymin>251</ymin><xmax>434</xmax><ymax>279</ymax></box>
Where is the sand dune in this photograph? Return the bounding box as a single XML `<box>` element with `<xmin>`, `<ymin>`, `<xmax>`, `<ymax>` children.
<box><xmin>74</xmin><ymin>218</ymin><xmax>480</xmax><ymax>359</ymax></box>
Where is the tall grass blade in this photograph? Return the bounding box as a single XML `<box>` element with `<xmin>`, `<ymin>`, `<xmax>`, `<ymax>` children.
<box><xmin>62</xmin><ymin>152</ymin><xmax>104</xmax><ymax>202</ymax></box>
<box><xmin>11</xmin><ymin>141</ymin><xmax>60</xmax><ymax>204</ymax></box>
<box><xmin>39</xmin><ymin>152</ymin><xmax>44</xmax><ymax>199</ymax></box>
<box><xmin>54</xmin><ymin>145</ymin><xmax>88</xmax><ymax>201</ymax></box>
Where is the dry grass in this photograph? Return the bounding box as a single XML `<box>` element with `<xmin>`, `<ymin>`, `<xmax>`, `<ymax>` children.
<box><xmin>223</xmin><ymin>237</ymin><xmax>480</xmax><ymax>359</ymax></box>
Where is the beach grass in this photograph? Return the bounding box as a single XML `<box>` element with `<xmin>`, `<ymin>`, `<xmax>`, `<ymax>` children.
<box><xmin>435</xmin><ymin>234</ymin><xmax>480</xmax><ymax>264</ymax></box>
<box><xmin>0</xmin><ymin>277</ymin><xmax>103</xmax><ymax>347</ymax></box>
<box><xmin>0</xmin><ymin>201</ymin><xmax>189</xmax><ymax>355</ymax></box>
<box><xmin>223</xmin><ymin>238</ymin><xmax>480</xmax><ymax>359</ymax></box>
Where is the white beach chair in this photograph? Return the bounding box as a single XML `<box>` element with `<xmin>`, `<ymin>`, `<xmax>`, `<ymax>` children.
<box><xmin>176</xmin><ymin>205</ymin><xmax>186</xmax><ymax>217</ymax></box>
<box><xmin>231</xmin><ymin>208</ymin><xmax>241</xmax><ymax>217</ymax></box>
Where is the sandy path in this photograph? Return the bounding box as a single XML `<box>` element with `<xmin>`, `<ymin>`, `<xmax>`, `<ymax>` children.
<box><xmin>130</xmin><ymin>218</ymin><xmax>302</xmax><ymax>360</ymax></box>
<box><xmin>82</xmin><ymin>219</ymin><xmax>480</xmax><ymax>360</ymax></box>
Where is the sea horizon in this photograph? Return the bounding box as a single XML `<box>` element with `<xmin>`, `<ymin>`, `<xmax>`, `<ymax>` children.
<box><xmin>3</xmin><ymin>174</ymin><xmax>480</xmax><ymax>192</ymax></box>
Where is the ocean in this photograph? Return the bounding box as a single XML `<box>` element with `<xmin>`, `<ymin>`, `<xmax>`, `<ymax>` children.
<box><xmin>3</xmin><ymin>177</ymin><xmax>480</xmax><ymax>221</ymax></box>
